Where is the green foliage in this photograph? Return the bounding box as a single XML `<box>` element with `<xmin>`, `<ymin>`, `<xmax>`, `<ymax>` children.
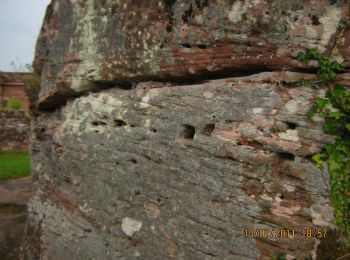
<box><xmin>0</xmin><ymin>151</ymin><xmax>31</xmax><ymax>180</ymax></box>
<box><xmin>6</xmin><ymin>98</ymin><xmax>23</xmax><ymax>111</ymax></box>
<box><xmin>24</xmin><ymin>65</ymin><xmax>40</xmax><ymax>113</ymax></box>
<box><xmin>297</xmin><ymin>48</ymin><xmax>350</xmax><ymax>243</ymax></box>
<box><xmin>271</xmin><ymin>253</ymin><xmax>287</xmax><ymax>260</ymax></box>
<box><xmin>297</xmin><ymin>48</ymin><xmax>345</xmax><ymax>82</ymax></box>
<box><xmin>297</xmin><ymin>79</ymin><xmax>314</xmax><ymax>86</ymax></box>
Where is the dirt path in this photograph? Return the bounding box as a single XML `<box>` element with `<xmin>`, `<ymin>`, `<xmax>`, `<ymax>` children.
<box><xmin>0</xmin><ymin>176</ymin><xmax>33</xmax><ymax>260</ymax></box>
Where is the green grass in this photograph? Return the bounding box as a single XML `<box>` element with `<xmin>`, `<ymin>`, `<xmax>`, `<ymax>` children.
<box><xmin>0</xmin><ymin>151</ymin><xmax>31</xmax><ymax>180</ymax></box>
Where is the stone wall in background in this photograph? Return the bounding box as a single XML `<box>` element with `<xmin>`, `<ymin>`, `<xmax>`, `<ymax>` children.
<box><xmin>0</xmin><ymin>72</ymin><xmax>31</xmax><ymax>113</ymax></box>
<box><xmin>0</xmin><ymin>111</ymin><xmax>29</xmax><ymax>151</ymax></box>
<box><xmin>22</xmin><ymin>0</ymin><xmax>350</xmax><ymax>259</ymax></box>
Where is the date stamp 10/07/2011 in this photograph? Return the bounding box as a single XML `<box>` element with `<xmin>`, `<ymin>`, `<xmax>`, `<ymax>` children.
<box><xmin>244</xmin><ymin>228</ymin><xmax>328</xmax><ymax>239</ymax></box>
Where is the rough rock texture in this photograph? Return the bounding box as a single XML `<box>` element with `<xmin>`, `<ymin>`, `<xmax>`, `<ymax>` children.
<box><xmin>35</xmin><ymin>0</ymin><xmax>350</xmax><ymax>109</ymax></box>
<box><xmin>0</xmin><ymin>111</ymin><xmax>29</xmax><ymax>150</ymax></box>
<box><xmin>23</xmin><ymin>0</ymin><xmax>350</xmax><ymax>259</ymax></box>
<box><xmin>23</xmin><ymin>72</ymin><xmax>339</xmax><ymax>259</ymax></box>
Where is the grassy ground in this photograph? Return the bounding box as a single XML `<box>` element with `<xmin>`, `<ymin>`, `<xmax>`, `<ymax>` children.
<box><xmin>0</xmin><ymin>151</ymin><xmax>31</xmax><ymax>181</ymax></box>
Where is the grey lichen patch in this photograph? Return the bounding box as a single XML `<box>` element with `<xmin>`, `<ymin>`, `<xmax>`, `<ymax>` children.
<box><xmin>70</xmin><ymin>0</ymin><xmax>104</xmax><ymax>82</ymax></box>
<box><xmin>70</xmin><ymin>78</ymin><xmax>97</xmax><ymax>93</ymax></box>
<box><xmin>74</xmin><ymin>0</ymin><xmax>100</xmax><ymax>58</ymax></box>
<box><xmin>310</xmin><ymin>206</ymin><xmax>337</xmax><ymax>229</ymax></box>
<box><xmin>228</xmin><ymin>0</ymin><xmax>261</xmax><ymax>24</ymax></box>
<box><xmin>121</xmin><ymin>217</ymin><xmax>142</xmax><ymax>237</ymax></box>
<box><xmin>288</xmin><ymin>5</ymin><xmax>342</xmax><ymax>50</ymax></box>
<box><xmin>279</xmin><ymin>129</ymin><xmax>299</xmax><ymax>142</ymax></box>
<box><xmin>59</xmin><ymin>93</ymin><xmax>126</xmax><ymax>135</ymax></box>
<box><xmin>318</xmin><ymin>7</ymin><xmax>342</xmax><ymax>49</ymax></box>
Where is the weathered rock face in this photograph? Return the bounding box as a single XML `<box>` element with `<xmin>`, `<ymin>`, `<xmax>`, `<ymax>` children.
<box><xmin>23</xmin><ymin>72</ymin><xmax>338</xmax><ymax>259</ymax></box>
<box><xmin>35</xmin><ymin>0</ymin><xmax>349</xmax><ymax>109</ymax></box>
<box><xmin>23</xmin><ymin>0</ymin><xmax>350</xmax><ymax>259</ymax></box>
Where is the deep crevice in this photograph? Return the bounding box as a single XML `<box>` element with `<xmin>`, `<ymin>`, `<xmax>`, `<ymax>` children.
<box><xmin>310</xmin><ymin>14</ymin><xmax>321</xmax><ymax>26</ymax></box>
<box><xmin>180</xmin><ymin>43</ymin><xmax>207</xmax><ymax>49</ymax></box>
<box><xmin>91</xmin><ymin>121</ymin><xmax>107</xmax><ymax>126</ymax></box>
<box><xmin>37</xmin><ymin>66</ymin><xmax>318</xmax><ymax>112</ymax></box>
<box><xmin>164</xmin><ymin>0</ymin><xmax>176</xmax><ymax>33</ymax></box>
<box><xmin>114</xmin><ymin>119</ymin><xmax>127</xmax><ymax>127</ymax></box>
<box><xmin>129</xmin><ymin>159</ymin><xmax>137</xmax><ymax>164</ymax></box>
<box><xmin>182</xmin><ymin>4</ymin><xmax>193</xmax><ymax>23</ymax></box>
<box><xmin>286</xmin><ymin>122</ymin><xmax>298</xmax><ymax>129</ymax></box>
<box><xmin>180</xmin><ymin>124</ymin><xmax>195</xmax><ymax>140</ymax></box>
<box><xmin>276</xmin><ymin>151</ymin><xmax>295</xmax><ymax>161</ymax></box>
<box><xmin>179</xmin><ymin>124</ymin><xmax>195</xmax><ymax>145</ymax></box>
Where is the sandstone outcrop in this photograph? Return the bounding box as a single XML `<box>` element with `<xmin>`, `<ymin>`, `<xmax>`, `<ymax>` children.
<box><xmin>34</xmin><ymin>0</ymin><xmax>349</xmax><ymax>109</ymax></box>
<box><xmin>22</xmin><ymin>0</ymin><xmax>350</xmax><ymax>259</ymax></box>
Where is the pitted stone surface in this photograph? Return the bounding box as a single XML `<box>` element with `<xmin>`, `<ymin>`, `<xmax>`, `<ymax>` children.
<box><xmin>22</xmin><ymin>0</ymin><xmax>350</xmax><ymax>259</ymax></box>
<box><xmin>22</xmin><ymin>73</ymin><xmax>337</xmax><ymax>259</ymax></box>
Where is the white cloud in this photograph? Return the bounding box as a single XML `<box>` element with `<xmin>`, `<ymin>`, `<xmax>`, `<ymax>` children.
<box><xmin>0</xmin><ymin>0</ymin><xmax>51</xmax><ymax>71</ymax></box>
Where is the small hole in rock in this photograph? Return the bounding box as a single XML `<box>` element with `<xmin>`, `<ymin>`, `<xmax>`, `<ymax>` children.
<box><xmin>114</xmin><ymin>119</ymin><xmax>126</xmax><ymax>127</ymax></box>
<box><xmin>305</xmin><ymin>154</ymin><xmax>313</xmax><ymax>161</ymax></box>
<box><xmin>277</xmin><ymin>152</ymin><xmax>295</xmax><ymax>161</ymax></box>
<box><xmin>151</xmin><ymin>128</ymin><xmax>157</xmax><ymax>133</ymax></box>
<box><xmin>130</xmin><ymin>159</ymin><xmax>137</xmax><ymax>164</ymax></box>
<box><xmin>92</xmin><ymin>121</ymin><xmax>107</xmax><ymax>126</ymax></box>
<box><xmin>201</xmin><ymin>123</ymin><xmax>215</xmax><ymax>136</ymax></box>
<box><xmin>179</xmin><ymin>124</ymin><xmax>195</xmax><ymax>144</ymax></box>
<box><xmin>166</xmin><ymin>24</ymin><xmax>173</xmax><ymax>33</ymax></box>
<box><xmin>310</xmin><ymin>14</ymin><xmax>320</xmax><ymax>25</ymax></box>
<box><xmin>182</xmin><ymin>3</ymin><xmax>193</xmax><ymax>23</ymax></box>
<box><xmin>286</xmin><ymin>122</ymin><xmax>297</xmax><ymax>129</ymax></box>
<box><xmin>181</xmin><ymin>43</ymin><xmax>192</xmax><ymax>48</ymax></box>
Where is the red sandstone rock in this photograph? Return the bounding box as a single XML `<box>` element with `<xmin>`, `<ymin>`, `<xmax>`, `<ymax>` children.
<box><xmin>34</xmin><ymin>0</ymin><xmax>350</xmax><ymax>109</ymax></box>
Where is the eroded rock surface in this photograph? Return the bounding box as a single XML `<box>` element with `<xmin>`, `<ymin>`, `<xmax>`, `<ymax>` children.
<box><xmin>35</xmin><ymin>0</ymin><xmax>349</xmax><ymax>109</ymax></box>
<box><xmin>22</xmin><ymin>0</ymin><xmax>350</xmax><ymax>259</ymax></box>
<box><xmin>22</xmin><ymin>72</ymin><xmax>339</xmax><ymax>259</ymax></box>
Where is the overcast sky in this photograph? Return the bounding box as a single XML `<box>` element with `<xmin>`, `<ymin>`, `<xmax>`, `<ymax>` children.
<box><xmin>0</xmin><ymin>0</ymin><xmax>51</xmax><ymax>72</ymax></box>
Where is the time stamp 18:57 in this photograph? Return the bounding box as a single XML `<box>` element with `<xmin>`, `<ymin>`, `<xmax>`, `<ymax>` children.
<box><xmin>244</xmin><ymin>228</ymin><xmax>328</xmax><ymax>239</ymax></box>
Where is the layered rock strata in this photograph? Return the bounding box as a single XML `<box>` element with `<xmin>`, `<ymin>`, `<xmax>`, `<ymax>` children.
<box><xmin>22</xmin><ymin>0</ymin><xmax>350</xmax><ymax>259</ymax></box>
